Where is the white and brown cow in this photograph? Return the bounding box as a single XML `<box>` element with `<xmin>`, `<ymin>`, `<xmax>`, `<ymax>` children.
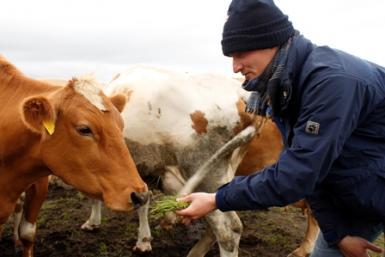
<box><xmin>15</xmin><ymin>65</ymin><xmax>318</xmax><ymax>257</ymax></box>
<box><xmin>0</xmin><ymin>56</ymin><xmax>149</xmax><ymax>257</ymax></box>
<box><xmin>93</xmin><ymin>65</ymin><xmax>257</xmax><ymax>257</ymax></box>
<box><xmin>80</xmin><ymin>65</ymin><xmax>318</xmax><ymax>257</ymax></box>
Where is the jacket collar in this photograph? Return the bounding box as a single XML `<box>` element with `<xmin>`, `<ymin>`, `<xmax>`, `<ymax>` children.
<box><xmin>271</xmin><ymin>34</ymin><xmax>315</xmax><ymax>121</ymax></box>
<box><xmin>285</xmin><ymin>34</ymin><xmax>315</xmax><ymax>104</ymax></box>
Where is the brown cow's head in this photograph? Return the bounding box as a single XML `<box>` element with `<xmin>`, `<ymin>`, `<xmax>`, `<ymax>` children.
<box><xmin>21</xmin><ymin>76</ymin><xmax>148</xmax><ymax>211</ymax></box>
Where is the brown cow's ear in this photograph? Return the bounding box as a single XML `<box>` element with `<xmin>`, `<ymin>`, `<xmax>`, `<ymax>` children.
<box><xmin>109</xmin><ymin>93</ymin><xmax>128</xmax><ymax>113</ymax></box>
<box><xmin>21</xmin><ymin>96</ymin><xmax>56</xmax><ymax>135</ymax></box>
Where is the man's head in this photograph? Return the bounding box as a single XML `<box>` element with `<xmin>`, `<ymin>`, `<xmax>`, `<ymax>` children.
<box><xmin>222</xmin><ymin>0</ymin><xmax>294</xmax><ymax>79</ymax></box>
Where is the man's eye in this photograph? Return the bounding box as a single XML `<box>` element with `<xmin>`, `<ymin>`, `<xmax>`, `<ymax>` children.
<box><xmin>76</xmin><ymin>125</ymin><xmax>93</xmax><ymax>136</ymax></box>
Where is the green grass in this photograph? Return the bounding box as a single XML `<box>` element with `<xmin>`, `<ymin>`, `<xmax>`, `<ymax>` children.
<box><xmin>372</xmin><ymin>234</ymin><xmax>385</xmax><ymax>257</ymax></box>
<box><xmin>150</xmin><ymin>195</ymin><xmax>189</xmax><ymax>220</ymax></box>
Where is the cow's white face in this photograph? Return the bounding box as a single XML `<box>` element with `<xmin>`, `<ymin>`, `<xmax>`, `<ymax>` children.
<box><xmin>72</xmin><ymin>74</ymin><xmax>107</xmax><ymax>111</ymax></box>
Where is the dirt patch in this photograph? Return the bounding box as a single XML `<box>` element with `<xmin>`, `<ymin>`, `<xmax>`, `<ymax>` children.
<box><xmin>1</xmin><ymin>181</ymin><xmax>313</xmax><ymax>257</ymax></box>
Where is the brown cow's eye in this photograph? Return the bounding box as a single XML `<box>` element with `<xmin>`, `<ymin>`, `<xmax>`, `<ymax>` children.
<box><xmin>76</xmin><ymin>125</ymin><xmax>93</xmax><ymax>137</ymax></box>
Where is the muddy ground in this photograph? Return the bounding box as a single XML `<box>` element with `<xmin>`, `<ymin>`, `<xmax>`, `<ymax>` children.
<box><xmin>1</xmin><ymin>179</ymin><xmax>384</xmax><ymax>257</ymax></box>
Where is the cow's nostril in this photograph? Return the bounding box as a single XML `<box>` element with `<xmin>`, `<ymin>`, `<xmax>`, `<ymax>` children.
<box><xmin>131</xmin><ymin>192</ymin><xmax>149</xmax><ymax>209</ymax></box>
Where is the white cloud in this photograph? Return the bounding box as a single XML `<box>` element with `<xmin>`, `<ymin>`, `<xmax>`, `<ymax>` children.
<box><xmin>1</xmin><ymin>0</ymin><xmax>384</xmax><ymax>82</ymax></box>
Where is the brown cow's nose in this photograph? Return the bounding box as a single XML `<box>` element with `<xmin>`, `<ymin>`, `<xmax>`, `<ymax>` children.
<box><xmin>131</xmin><ymin>191</ymin><xmax>149</xmax><ymax>209</ymax></box>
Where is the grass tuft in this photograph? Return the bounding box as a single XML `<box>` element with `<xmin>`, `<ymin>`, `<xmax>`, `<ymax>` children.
<box><xmin>150</xmin><ymin>196</ymin><xmax>189</xmax><ymax>220</ymax></box>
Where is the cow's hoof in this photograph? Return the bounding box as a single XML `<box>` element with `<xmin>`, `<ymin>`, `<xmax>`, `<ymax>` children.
<box><xmin>80</xmin><ymin>221</ymin><xmax>100</xmax><ymax>231</ymax></box>
<box><xmin>133</xmin><ymin>236</ymin><xmax>152</xmax><ymax>252</ymax></box>
<box><xmin>133</xmin><ymin>242</ymin><xmax>152</xmax><ymax>252</ymax></box>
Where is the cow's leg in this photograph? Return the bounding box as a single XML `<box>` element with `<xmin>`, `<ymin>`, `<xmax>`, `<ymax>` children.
<box><xmin>13</xmin><ymin>194</ymin><xmax>25</xmax><ymax>250</ymax></box>
<box><xmin>81</xmin><ymin>199</ymin><xmax>102</xmax><ymax>231</ymax></box>
<box><xmin>162</xmin><ymin>165</ymin><xmax>186</xmax><ymax>195</ymax></box>
<box><xmin>208</xmin><ymin>211</ymin><xmax>242</xmax><ymax>257</ymax></box>
<box><xmin>163</xmin><ymin>164</ymin><xmax>242</xmax><ymax>257</ymax></box>
<box><xmin>158</xmin><ymin>165</ymin><xmax>186</xmax><ymax>228</ymax></box>
<box><xmin>186</xmin><ymin>226</ymin><xmax>216</xmax><ymax>257</ymax></box>
<box><xmin>288</xmin><ymin>201</ymin><xmax>319</xmax><ymax>257</ymax></box>
<box><xmin>182</xmin><ymin>166</ymin><xmax>237</xmax><ymax>257</ymax></box>
<box><xmin>181</xmin><ymin>148</ymin><xmax>243</xmax><ymax>257</ymax></box>
<box><xmin>82</xmin><ymin>198</ymin><xmax>153</xmax><ymax>252</ymax></box>
<box><xmin>187</xmin><ymin>210</ymin><xmax>242</xmax><ymax>257</ymax></box>
<box><xmin>133</xmin><ymin>197</ymin><xmax>152</xmax><ymax>252</ymax></box>
<box><xmin>20</xmin><ymin>176</ymin><xmax>49</xmax><ymax>257</ymax></box>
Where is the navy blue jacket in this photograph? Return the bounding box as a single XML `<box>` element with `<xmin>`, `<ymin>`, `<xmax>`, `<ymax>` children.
<box><xmin>216</xmin><ymin>35</ymin><xmax>385</xmax><ymax>245</ymax></box>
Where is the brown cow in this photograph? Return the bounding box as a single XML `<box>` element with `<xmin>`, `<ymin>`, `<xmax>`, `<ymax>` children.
<box><xmin>0</xmin><ymin>56</ymin><xmax>149</xmax><ymax>257</ymax></box>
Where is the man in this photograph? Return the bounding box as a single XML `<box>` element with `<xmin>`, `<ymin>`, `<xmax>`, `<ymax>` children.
<box><xmin>176</xmin><ymin>0</ymin><xmax>385</xmax><ymax>256</ymax></box>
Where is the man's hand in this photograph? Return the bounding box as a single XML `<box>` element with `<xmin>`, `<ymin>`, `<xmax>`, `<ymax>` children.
<box><xmin>175</xmin><ymin>192</ymin><xmax>217</xmax><ymax>224</ymax></box>
<box><xmin>338</xmin><ymin>235</ymin><xmax>383</xmax><ymax>257</ymax></box>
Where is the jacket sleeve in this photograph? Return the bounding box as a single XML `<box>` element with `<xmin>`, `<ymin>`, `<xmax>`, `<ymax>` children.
<box><xmin>216</xmin><ymin>75</ymin><xmax>368</xmax><ymax>242</ymax></box>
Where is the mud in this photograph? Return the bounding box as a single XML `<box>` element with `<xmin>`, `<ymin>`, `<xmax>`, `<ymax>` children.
<box><xmin>0</xmin><ymin>181</ymin><xmax>314</xmax><ymax>257</ymax></box>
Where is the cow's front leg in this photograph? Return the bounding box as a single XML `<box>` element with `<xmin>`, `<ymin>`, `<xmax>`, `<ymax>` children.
<box><xmin>186</xmin><ymin>226</ymin><xmax>216</xmax><ymax>257</ymax></box>
<box><xmin>194</xmin><ymin>210</ymin><xmax>242</xmax><ymax>257</ymax></box>
<box><xmin>158</xmin><ymin>165</ymin><xmax>186</xmax><ymax>229</ymax></box>
<box><xmin>83</xmin><ymin>198</ymin><xmax>153</xmax><ymax>253</ymax></box>
<box><xmin>81</xmin><ymin>199</ymin><xmax>102</xmax><ymax>231</ymax></box>
<box><xmin>133</xmin><ymin>197</ymin><xmax>152</xmax><ymax>252</ymax></box>
<box><xmin>288</xmin><ymin>201</ymin><xmax>319</xmax><ymax>257</ymax></box>
<box><xmin>13</xmin><ymin>194</ymin><xmax>25</xmax><ymax>250</ymax></box>
<box><xmin>20</xmin><ymin>176</ymin><xmax>49</xmax><ymax>257</ymax></box>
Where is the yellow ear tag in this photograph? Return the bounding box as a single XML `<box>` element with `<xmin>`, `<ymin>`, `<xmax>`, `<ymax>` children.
<box><xmin>43</xmin><ymin>120</ymin><xmax>55</xmax><ymax>135</ymax></box>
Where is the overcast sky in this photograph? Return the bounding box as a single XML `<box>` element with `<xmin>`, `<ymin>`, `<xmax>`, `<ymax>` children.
<box><xmin>1</xmin><ymin>0</ymin><xmax>384</xmax><ymax>83</ymax></box>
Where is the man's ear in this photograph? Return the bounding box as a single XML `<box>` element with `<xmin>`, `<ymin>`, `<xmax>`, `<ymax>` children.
<box><xmin>109</xmin><ymin>92</ymin><xmax>131</xmax><ymax>113</ymax></box>
<box><xmin>21</xmin><ymin>96</ymin><xmax>56</xmax><ymax>135</ymax></box>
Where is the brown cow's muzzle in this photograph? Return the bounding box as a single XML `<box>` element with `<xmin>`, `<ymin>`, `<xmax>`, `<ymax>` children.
<box><xmin>131</xmin><ymin>191</ymin><xmax>149</xmax><ymax>209</ymax></box>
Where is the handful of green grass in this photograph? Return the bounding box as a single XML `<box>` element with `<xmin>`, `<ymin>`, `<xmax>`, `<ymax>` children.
<box><xmin>150</xmin><ymin>195</ymin><xmax>189</xmax><ymax>220</ymax></box>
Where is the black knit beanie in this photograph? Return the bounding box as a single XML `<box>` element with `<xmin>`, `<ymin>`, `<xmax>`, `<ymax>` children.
<box><xmin>222</xmin><ymin>0</ymin><xmax>295</xmax><ymax>56</ymax></box>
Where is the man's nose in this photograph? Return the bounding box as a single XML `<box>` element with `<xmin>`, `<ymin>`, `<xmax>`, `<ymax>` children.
<box><xmin>232</xmin><ymin>58</ymin><xmax>243</xmax><ymax>73</ymax></box>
